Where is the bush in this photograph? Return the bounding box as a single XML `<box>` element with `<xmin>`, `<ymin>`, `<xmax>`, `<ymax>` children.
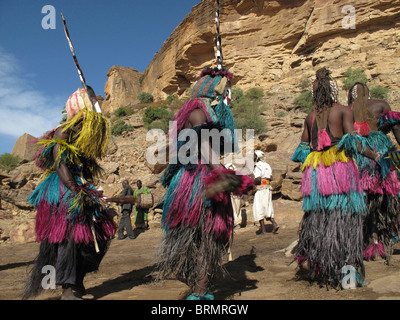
<box><xmin>166</xmin><ymin>94</ymin><xmax>177</xmax><ymax>105</ymax></box>
<box><xmin>342</xmin><ymin>68</ymin><xmax>368</xmax><ymax>90</ymax></box>
<box><xmin>138</xmin><ymin>92</ymin><xmax>154</xmax><ymax>104</ymax></box>
<box><xmin>111</xmin><ymin>120</ymin><xmax>134</xmax><ymax>136</ymax></box>
<box><xmin>0</xmin><ymin>153</ymin><xmax>21</xmax><ymax>173</ymax></box>
<box><xmin>231</xmin><ymin>87</ymin><xmax>244</xmax><ymax>102</ymax></box>
<box><xmin>294</xmin><ymin>91</ymin><xmax>314</xmax><ymax>113</ymax></box>
<box><xmin>231</xmin><ymin>88</ymin><xmax>267</xmax><ymax>135</ymax></box>
<box><xmin>143</xmin><ymin>107</ymin><xmax>174</xmax><ymax>133</ymax></box>
<box><xmin>299</xmin><ymin>79</ymin><xmax>311</xmax><ymax>91</ymax></box>
<box><xmin>115</xmin><ymin>107</ymin><xmax>134</xmax><ymax>117</ymax></box>
<box><xmin>146</xmin><ymin>119</ymin><xmax>171</xmax><ymax>134</ymax></box>
<box><xmin>143</xmin><ymin>107</ymin><xmax>173</xmax><ymax>124</ymax></box>
<box><xmin>370</xmin><ymin>85</ymin><xmax>390</xmax><ymax>100</ymax></box>
<box><xmin>244</xmin><ymin>87</ymin><xmax>264</xmax><ymax>101</ymax></box>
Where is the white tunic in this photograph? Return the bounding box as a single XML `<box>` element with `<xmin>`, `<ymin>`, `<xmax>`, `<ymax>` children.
<box><xmin>253</xmin><ymin>161</ymin><xmax>274</xmax><ymax>221</ymax></box>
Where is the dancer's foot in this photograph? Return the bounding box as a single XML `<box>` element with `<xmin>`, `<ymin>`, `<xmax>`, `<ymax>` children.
<box><xmin>72</xmin><ymin>284</ymin><xmax>94</xmax><ymax>300</ymax></box>
<box><xmin>272</xmin><ymin>224</ymin><xmax>279</xmax><ymax>234</ymax></box>
<box><xmin>256</xmin><ymin>228</ymin><xmax>266</xmax><ymax>235</ymax></box>
<box><xmin>61</xmin><ymin>287</ymin><xmax>82</xmax><ymax>300</ymax></box>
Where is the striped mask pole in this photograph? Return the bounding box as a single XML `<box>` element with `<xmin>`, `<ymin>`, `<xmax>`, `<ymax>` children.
<box><xmin>215</xmin><ymin>0</ymin><xmax>231</xmax><ymax>106</ymax></box>
<box><xmin>215</xmin><ymin>0</ymin><xmax>223</xmax><ymax>70</ymax></box>
<box><xmin>60</xmin><ymin>12</ymin><xmax>102</xmax><ymax>113</ymax></box>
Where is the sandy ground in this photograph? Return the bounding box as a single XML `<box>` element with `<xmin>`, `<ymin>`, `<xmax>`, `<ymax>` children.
<box><xmin>2</xmin><ymin>199</ymin><xmax>400</xmax><ymax>301</ymax></box>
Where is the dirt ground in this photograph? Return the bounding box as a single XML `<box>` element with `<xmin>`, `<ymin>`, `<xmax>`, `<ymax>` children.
<box><xmin>2</xmin><ymin>199</ymin><xmax>400</xmax><ymax>301</ymax></box>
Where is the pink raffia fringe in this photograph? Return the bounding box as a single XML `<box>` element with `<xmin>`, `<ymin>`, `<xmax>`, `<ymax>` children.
<box><xmin>317</xmin><ymin>129</ymin><xmax>331</xmax><ymax>151</ymax></box>
<box><xmin>354</xmin><ymin>121</ymin><xmax>371</xmax><ymax>136</ymax></box>
<box><xmin>363</xmin><ymin>242</ymin><xmax>386</xmax><ymax>260</ymax></box>
<box><xmin>301</xmin><ymin>160</ymin><xmax>362</xmax><ymax>197</ymax></box>
<box><xmin>204</xmin><ymin>167</ymin><xmax>254</xmax><ymax>202</ymax></box>
<box><xmin>35</xmin><ymin>183</ymin><xmax>116</xmax><ymax>245</ymax></box>
<box><xmin>203</xmin><ymin>167</ymin><xmax>253</xmax><ymax>241</ymax></box>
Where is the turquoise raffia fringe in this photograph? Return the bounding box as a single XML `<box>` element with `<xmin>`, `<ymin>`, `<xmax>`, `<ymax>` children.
<box><xmin>292</xmin><ymin>141</ymin><xmax>311</xmax><ymax>163</ymax></box>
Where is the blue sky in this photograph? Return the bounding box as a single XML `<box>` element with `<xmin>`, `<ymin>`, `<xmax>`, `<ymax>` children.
<box><xmin>0</xmin><ymin>0</ymin><xmax>200</xmax><ymax>155</ymax></box>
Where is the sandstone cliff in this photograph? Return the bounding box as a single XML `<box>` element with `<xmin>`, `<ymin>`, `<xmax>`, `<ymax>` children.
<box><xmin>101</xmin><ymin>65</ymin><xmax>143</xmax><ymax>114</ymax></box>
<box><xmin>11</xmin><ymin>133</ymin><xmax>37</xmax><ymax>161</ymax></box>
<box><xmin>138</xmin><ymin>0</ymin><xmax>400</xmax><ymax>104</ymax></box>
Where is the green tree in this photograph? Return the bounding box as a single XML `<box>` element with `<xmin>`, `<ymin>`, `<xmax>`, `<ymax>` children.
<box><xmin>231</xmin><ymin>87</ymin><xmax>267</xmax><ymax>135</ymax></box>
<box><xmin>166</xmin><ymin>94</ymin><xmax>177</xmax><ymax>105</ymax></box>
<box><xmin>294</xmin><ymin>91</ymin><xmax>314</xmax><ymax>113</ymax></box>
<box><xmin>143</xmin><ymin>107</ymin><xmax>174</xmax><ymax>134</ymax></box>
<box><xmin>111</xmin><ymin>120</ymin><xmax>134</xmax><ymax>136</ymax></box>
<box><xmin>342</xmin><ymin>68</ymin><xmax>368</xmax><ymax>90</ymax></box>
<box><xmin>0</xmin><ymin>153</ymin><xmax>21</xmax><ymax>173</ymax></box>
<box><xmin>115</xmin><ymin>107</ymin><xmax>134</xmax><ymax>117</ymax></box>
<box><xmin>138</xmin><ymin>92</ymin><xmax>154</xmax><ymax>104</ymax></box>
<box><xmin>370</xmin><ymin>85</ymin><xmax>390</xmax><ymax>100</ymax></box>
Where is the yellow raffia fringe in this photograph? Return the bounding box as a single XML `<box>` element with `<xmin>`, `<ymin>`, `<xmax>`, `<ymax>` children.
<box><xmin>68</xmin><ymin>189</ymin><xmax>88</xmax><ymax>215</ymax></box>
<box><xmin>61</xmin><ymin>107</ymin><xmax>111</xmax><ymax>159</ymax></box>
<box><xmin>36</xmin><ymin>137</ymin><xmax>81</xmax><ymax>181</ymax></box>
<box><xmin>302</xmin><ymin>146</ymin><xmax>349</xmax><ymax>171</ymax></box>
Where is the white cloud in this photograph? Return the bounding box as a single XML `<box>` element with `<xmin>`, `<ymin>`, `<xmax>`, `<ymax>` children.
<box><xmin>0</xmin><ymin>47</ymin><xmax>64</xmax><ymax>138</ymax></box>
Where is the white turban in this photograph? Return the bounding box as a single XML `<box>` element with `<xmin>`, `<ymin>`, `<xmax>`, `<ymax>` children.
<box><xmin>255</xmin><ymin>150</ymin><xmax>264</xmax><ymax>160</ymax></box>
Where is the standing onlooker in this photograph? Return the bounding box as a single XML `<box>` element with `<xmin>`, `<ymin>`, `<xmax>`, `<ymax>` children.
<box><xmin>117</xmin><ymin>180</ymin><xmax>135</xmax><ymax>240</ymax></box>
<box><xmin>253</xmin><ymin>150</ymin><xmax>278</xmax><ymax>235</ymax></box>
<box><xmin>133</xmin><ymin>180</ymin><xmax>151</xmax><ymax>230</ymax></box>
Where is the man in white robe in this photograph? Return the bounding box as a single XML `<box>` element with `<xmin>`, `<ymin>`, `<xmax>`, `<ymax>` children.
<box><xmin>253</xmin><ymin>150</ymin><xmax>279</xmax><ymax>235</ymax></box>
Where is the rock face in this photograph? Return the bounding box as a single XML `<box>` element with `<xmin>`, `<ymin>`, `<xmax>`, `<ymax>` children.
<box><xmin>140</xmin><ymin>0</ymin><xmax>400</xmax><ymax>103</ymax></box>
<box><xmin>101</xmin><ymin>66</ymin><xmax>143</xmax><ymax>114</ymax></box>
<box><xmin>11</xmin><ymin>133</ymin><xmax>37</xmax><ymax>161</ymax></box>
<box><xmin>9</xmin><ymin>221</ymin><xmax>36</xmax><ymax>244</ymax></box>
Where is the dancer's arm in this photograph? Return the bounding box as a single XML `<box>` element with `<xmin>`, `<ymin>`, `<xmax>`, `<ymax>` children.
<box><xmin>52</xmin><ymin>127</ymin><xmax>80</xmax><ymax>193</ymax></box>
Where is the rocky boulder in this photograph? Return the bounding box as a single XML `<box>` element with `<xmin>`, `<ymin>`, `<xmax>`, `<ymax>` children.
<box><xmin>101</xmin><ymin>66</ymin><xmax>143</xmax><ymax>114</ymax></box>
<box><xmin>9</xmin><ymin>221</ymin><xmax>36</xmax><ymax>244</ymax></box>
<box><xmin>11</xmin><ymin>133</ymin><xmax>37</xmax><ymax>161</ymax></box>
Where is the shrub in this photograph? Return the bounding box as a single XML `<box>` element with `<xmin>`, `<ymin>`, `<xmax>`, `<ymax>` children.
<box><xmin>143</xmin><ymin>107</ymin><xmax>174</xmax><ymax>133</ymax></box>
<box><xmin>143</xmin><ymin>107</ymin><xmax>173</xmax><ymax>124</ymax></box>
<box><xmin>231</xmin><ymin>88</ymin><xmax>267</xmax><ymax>135</ymax></box>
<box><xmin>231</xmin><ymin>87</ymin><xmax>244</xmax><ymax>102</ymax></box>
<box><xmin>0</xmin><ymin>153</ymin><xmax>21</xmax><ymax>173</ymax></box>
<box><xmin>342</xmin><ymin>68</ymin><xmax>368</xmax><ymax>90</ymax></box>
<box><xmin>111</xmin><ymin>120</ymin><xmax>134</xmax><ymax>136</ymax></box>
<box><xmin>166</xmin><ymin>94</ymin><xmax>177</xmax><ymax>105</ymax></box>
<box><xmin>294</xmin><ymin>91</ymin><xmax>314</xmax><ymax>114</ymax></box>
<box><xmin>115</xmin><ymin>107</ymin><xmax>134</xmax><ymax>117</ymax></box>
<box><xmin>244</xmin><ymin>87</ymin><xmax>264</xmax><ymax>101</ymax></box>
<box><xmin>370</xmin><ymin>85</ymin><xmax>390</xmax><ymax>100</ymax></box>
<box><xmin>299</xmin><ymin>79</ymin><xmax>311</xmax><ymax>91</ymax></box>
<box><xmin>138</xmin><ymin>92</ymin><xmax>154</xmax><ymax>104</ymax></box>
<box><xmin>146</xmin><ymin>119</ymin><xmax>171</xmax><ymax>134</ymax></box>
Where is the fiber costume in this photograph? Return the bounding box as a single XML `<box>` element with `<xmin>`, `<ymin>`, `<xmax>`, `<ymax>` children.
<box><xmin>292</xmin><ymin>127</ymin><xmax>368</xmax><ymax>286</ymax></box>
<box><xmin>291</xmin><ymin>68</ymin><xmax>368</xmax><ymax>287</ymax></box>
<box><xmin>23</xmin><ymin>88</ymin><xmax>116</xmax><ymax>299</ymax></box>
<box><xmin>155</xmin><ymin>68</ymin><xmax>253</xmax><ymax>299</ymax></box>
<box><xmin>349</xmin><ymin>83</ymin><xmax>400</xmax><ymax>262</ymax></box>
